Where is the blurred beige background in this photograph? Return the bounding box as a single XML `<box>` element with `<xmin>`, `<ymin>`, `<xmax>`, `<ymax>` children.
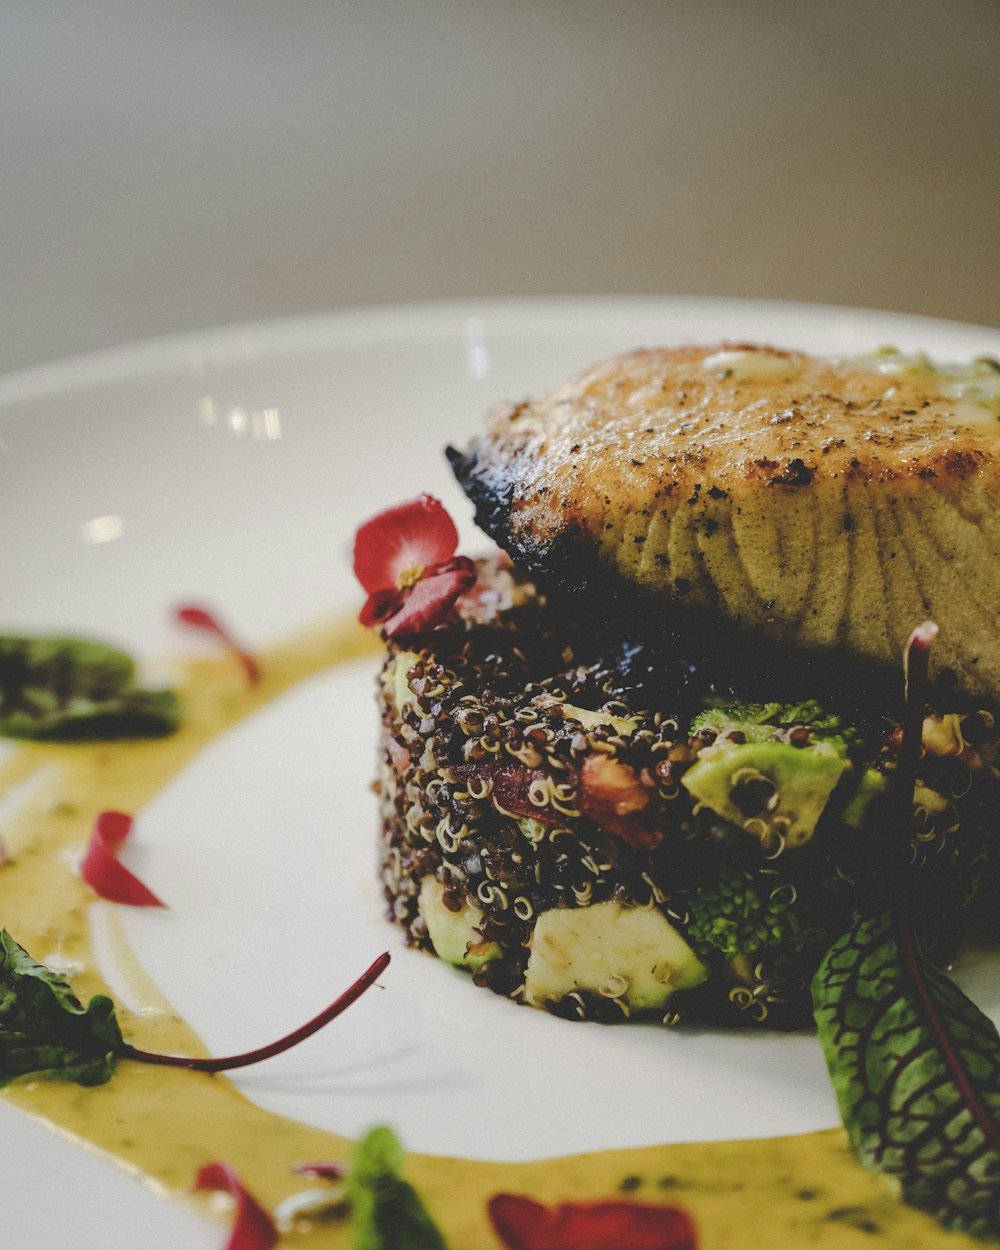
<box><xmin>2</xmin><ymin>0</ymin><xmax>998</xmax><ymax>375</ymax></box>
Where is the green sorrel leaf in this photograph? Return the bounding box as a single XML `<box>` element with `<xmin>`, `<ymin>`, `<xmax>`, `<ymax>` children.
<box><xmin>0</xmin><ymin>930</ymin><xmax>122</xmax><ymax>1086</ymax></box>
<box><xmin>349</xmin><ymin>1126</ymin><xmax>448</xmax><ymax>1250</ymax></box>
<box><xmin>813</xmin><ymin>911</ymin><xmax>1000</xmax><ymax>1238</ymax></box>
<box><xmin>0</xmin><ymin>634</ymin><xmax>179</xmax><ymax>739</ymax></box>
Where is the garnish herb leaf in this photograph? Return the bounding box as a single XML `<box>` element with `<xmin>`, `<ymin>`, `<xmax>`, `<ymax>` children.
<box><xmin>0</xmin><ymin>930</ymin><xmax>122</xmax><ymax>1087</ymax></box>
<box><xmin>0</xmin><ymin>931</ymin><xmax>388</xmax><ymax>1087</ymax></box>
<box><xmin>0</xmin><ymin>635</ymin><xmax>179</xmax><ymax>740</ymax></box>
<box><xmin>348</xmin><ymin>1126</ymin><xmax>448</xmax><ymax>1250</ymax></box>
<box><xmin>813</xmin><ymin>910</ymin><xmax>1000</xmax><ymax>1237</ymax></box>
<box><xmin>813</xmin><ymin>622</ymin><xmax>1000</xmax><ymax>1239</ymax></box>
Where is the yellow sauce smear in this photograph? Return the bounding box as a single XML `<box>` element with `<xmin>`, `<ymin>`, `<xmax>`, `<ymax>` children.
<box><xmin>0</xmin><ymin>616</ymin><xmax>984</xmax><ymax>1248</ymax></box>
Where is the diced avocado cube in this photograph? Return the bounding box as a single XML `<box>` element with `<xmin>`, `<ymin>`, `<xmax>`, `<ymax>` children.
<box><xmin>559</xmin><ymin>702</ymin><xmax>639</xmax><ymax>736</ymax></box>
<box><xmin>516</xmin><ymin>817</ymin><xmax>549</xmax><ymax>844</ymax></box>
<box><xmin>418</xmin><ymin>877</ymin><xmax>500</xmax><ymax>971</ymax></box>
<box><xmin>913</xmin><ymin>784</ymin><xmax>950</xmax><ymax>818</ymax></box>
<box><xmin>840</xmin><ymin>766</ymin><xmax>889</xmax><ymax>829</ymax></box>
<box><xmin>524</xmin><ymin>900</ymin><xmax>707</xmax><ymax>1012</ymax></box>
<box><xmin>682</xmin><ymin>740</ymin><xmax>849</xmax><ymax>848</ymax></box>
<box><xmin>382</xmin><ymin>650</ymin><xmax>422</xmax><ymax>716</ymax></box>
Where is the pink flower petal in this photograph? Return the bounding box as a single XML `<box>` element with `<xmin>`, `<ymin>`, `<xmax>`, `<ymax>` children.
<box><xmin>176</xmin><ymin>604</ymin><xmax>261</xmax><ymax>685</ymax></box>
<box><xmin>352</xmin><ymin>495</ymin><xmax>460</xmax><ymax>593</ymax></box>
<box><xmin>80</xmin><ymin>811</ymin><xmax>165</xmax><ymax>907</ymax></box>
<box><xmin>488</xmin><ymin>1194</ymin><xmax>698</xmax><ymax>1250</ymax></box>
<box><xmin>194</xmin><ymin>1163</ymin><xmax>278</xmax><ymax>1250</ymax></box>
<box><xmin>381</xmin><ymin>558</ymin><xmax>476</xmax><ymax>638</ymax></box>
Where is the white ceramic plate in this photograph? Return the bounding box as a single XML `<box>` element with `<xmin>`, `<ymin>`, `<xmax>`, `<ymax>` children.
<box><xmin>4</xmin><ymin>297</ymin><xmax>1000</xmax><ymax>1250</ymax></box>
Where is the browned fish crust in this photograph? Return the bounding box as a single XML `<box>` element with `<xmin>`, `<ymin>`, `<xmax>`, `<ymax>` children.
<box><xmin>449</xmin><ymin>344</ymin><xmax>1000</xmax><ymax>703</ymax></box>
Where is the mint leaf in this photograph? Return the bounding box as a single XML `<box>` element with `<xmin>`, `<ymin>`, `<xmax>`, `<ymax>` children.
<box><xmin>0</xmin><ymin>635</ymin><xmax>180</xmax><ymax>740</ymax></box>
<box><xmin>812</xmin><ymin>912</ymin><xmax>1000</xmax><ymax>1238</ymax></box>
<box><xmin>349</xmin><ymin>1126</ymin><xmax>448</xmax><ymax>1250</ymax></box>
<box><xmin>0</xmin><ymin>930</ymin><xmax>123</xmax><ymax>1086</ymax></box>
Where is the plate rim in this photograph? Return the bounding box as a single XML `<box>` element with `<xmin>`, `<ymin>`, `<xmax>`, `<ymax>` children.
<box><xmin>2</xmin><ymin>293</ymin><xmax>999</xmax><ymax>408</ymax></box>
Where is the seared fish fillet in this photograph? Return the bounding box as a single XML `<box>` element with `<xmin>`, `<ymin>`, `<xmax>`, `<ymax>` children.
<box><xmin>450</xmin><ymin>344</ymin><xmax>1000</xmax><ymax>702</ymax></box>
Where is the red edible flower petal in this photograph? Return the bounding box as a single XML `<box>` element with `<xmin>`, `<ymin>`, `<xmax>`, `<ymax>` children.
<box><xmin>176</xmin><ymin>603</ymin><xmax>261</xmax><ymax>685</ymax></box>
<box><xmin>194</xmin><ymin>1162</ymin><xmax>278</xmax><ymax>1250</ymax></box>
<box><xmin>352</xmin><ymin>494</ymin><xmax>460</xmax><ymax>594</ymax></box>
<box><xmin>379</xmin><ymin>557</ymin><xmax>476</xmax><ymax>638</ymax></box>
<box><xmin>353</xmin><ymin>496</ymin><xmax>477</xmax><ymax>638</ymax></box>
<box><xmin>488</xmin><ymin>1194</ymin><xmax>698</xmax><ymax>1250</ymax></box>
<box><xmin>80</xmin><ymin>810</ymin><xmax>165</xmax><ymax>907</ymax></box>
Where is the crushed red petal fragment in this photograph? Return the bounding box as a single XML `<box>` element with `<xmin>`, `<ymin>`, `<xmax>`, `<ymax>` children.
<box><xmin>176</xmin><ymin>603</ymin><xmax>261</xmax><ymax>685</ymax></box>
<box><xmin>387</xmin><ymin>737</ymin><xmax>410</xmax><ymax>775</ymax></box>
<box><xmin>488</xmin><ymin>1193</ymin><xmax>698</xmax><ymax>1250</ymax></box>
<box><xmin>80</xmin><ymin>810</ymin><xmax>165</xmax><ymax>907</ymax></box>
<box><xmin>353</xmin><ymin>495</ymin><xmax>477</xmax><ymax>638</ymax></box>
<box><xmin>194</xmin><ymin>1162</ymin><xmax>278</xmax><ymax>1250</ymax></box>
<box><xmin>451</xmin><ymin>761</ymin><xmax>562</xmax><ymax>827</ymax></box>
<box><xmin>452</xmin><ymin>756</ymin><xmax>662</xmax><ymax>847</ymax></box>
<box><xmin>578</xmin><ymin>755</ymin><xmax>662</xmax><ymax>849</ymax></box>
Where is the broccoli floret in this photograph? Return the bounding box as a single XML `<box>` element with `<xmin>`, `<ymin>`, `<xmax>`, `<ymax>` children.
<box><xmin>689</xmin><ymin>699</ymin><xmax>858</xmax><ymax>753</ymax></box>
<box><xmin>684</xmin><ymin>864</ymin><xmax>828</xmax><ymax>969</ymax></box>
<box><xmin>682</xmin><ymin>864</ymin><xmax>843</xmax><ymax>1027</ymax></box>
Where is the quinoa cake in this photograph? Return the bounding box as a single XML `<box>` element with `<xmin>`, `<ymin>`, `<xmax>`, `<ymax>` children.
<box><xmin>375</xmin><ymin>556</ymin><xmax>999</xmax><ymax>1029</ymax></box>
